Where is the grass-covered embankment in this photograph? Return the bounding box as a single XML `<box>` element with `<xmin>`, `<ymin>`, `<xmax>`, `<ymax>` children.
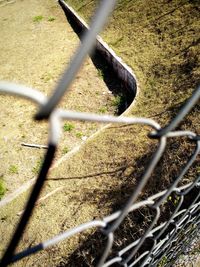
<box><xmin>67</xmin><ymin>0</ymin><xmax>199</xmax><ymax>121</ymax></box>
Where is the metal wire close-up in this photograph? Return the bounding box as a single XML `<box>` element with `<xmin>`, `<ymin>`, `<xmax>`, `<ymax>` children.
<box><xmin>0</xmin><ymin>82</ymin><xmax>199</xmax><ymax>267</ymax></box>
<box><xmin>0</xmin><ymin>0</ymin><xmax>199</xmax><ymax>266</ymax></box>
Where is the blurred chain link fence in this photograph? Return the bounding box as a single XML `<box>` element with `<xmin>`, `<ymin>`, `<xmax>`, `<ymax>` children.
<box><xmin>0</xmin><ymin>0</ymin><xmax>199</xmax><ymax>266</ymax></box>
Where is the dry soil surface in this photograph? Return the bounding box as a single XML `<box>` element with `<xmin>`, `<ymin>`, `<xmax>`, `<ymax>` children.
<box><xmin>0</xmin><ymin>0</ymin><xmax>116</xmax><ymax>196</ymax></box>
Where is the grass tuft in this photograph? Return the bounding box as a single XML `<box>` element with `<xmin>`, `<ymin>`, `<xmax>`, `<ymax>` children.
<box><xmin>63</xmin><ymin>123</ymin><xmax>75</xmax><ymax>132</ymax></box>
<box><xmin>111</xmin><ymin>95</ymin><xmax>125</xmax><ymax>109</ymax></box>
<box><xmin>0</xmin><ymin>178</ymin><xmax>6</xmax><ymax>200</ymax></box>
<box><xmin>33</xmin><ymin>15</ymin><xmax>44</xmax><ymax>22</ymax></box>
<box><xmin>62</xmin><ymin>146</ymin><xmax>69</xmax><ymax>154</ymax></box>
<box><xmin>76</xmin><ymin>132</ymin><xmax>83</xmax><ymax>138</ymax></box>
<box><xmin>97</xmin><ymin>69</ymin><xmax>104</xmax><ymax>79</ymax></box>
<box><xmin>48</xmin><ymin>16</ymin><xmax>56</xmax><ymax>22</ymax></box>
<box><xmin>98</xmin><ymin>106</ymin><xmax>107</xmax><ymax>114</ymax></box>
<box><xmin>9</xmin><ymin>165</ymin><xmax>18</xmax><ymax>174</ymax></box>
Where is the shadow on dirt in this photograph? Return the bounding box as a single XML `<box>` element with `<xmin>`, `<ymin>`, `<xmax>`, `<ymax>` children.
<box><xmin>55</xmin><ymin>136</ymin><xmax>199</xmax><ymax>267</ymax></box>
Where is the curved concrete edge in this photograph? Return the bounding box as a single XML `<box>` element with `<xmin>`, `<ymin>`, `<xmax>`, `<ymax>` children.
<box><xmin>59</xmin><ymin>0</ymin><xmax>138</xmax><ymax>99</ymax></box>
<box><xmin>0</xmin><ymin>0</ymin><xmax>140</xmax><ymax>208</ymax></box>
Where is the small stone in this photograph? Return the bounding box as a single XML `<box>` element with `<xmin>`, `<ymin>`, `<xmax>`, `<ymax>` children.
<box><xmin>123</xmin><ymin>166</ymin><xmax>134</xmax><ymax>177</ymax></box>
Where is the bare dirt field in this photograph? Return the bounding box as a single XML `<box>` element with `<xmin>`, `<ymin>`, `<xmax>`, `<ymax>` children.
<box><xmin>0</xmin><ymin>0</ymin><xmax>116</xmax><ymax>197</ymax></box>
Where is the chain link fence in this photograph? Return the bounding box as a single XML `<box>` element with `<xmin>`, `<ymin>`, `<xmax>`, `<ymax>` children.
<box><xmin>0</xmin><ymin>0</ymin><xmax>199</xmax><ymax>266</ymax></box>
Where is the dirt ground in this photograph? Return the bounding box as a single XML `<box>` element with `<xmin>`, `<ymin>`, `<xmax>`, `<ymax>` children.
<box><xmin>0</xmin><ymin>0</ymin><xmax>116</xmax><ymax>196</ymax></box>
<box><xmin>0</xmin><ymin>1</ymin><xmax>124</xmax><ymax>265</ymax></box>
<box><xmin>0</xmin><ymin>3</ymin><xmax>137</xmax><ymax>265</ymax></box>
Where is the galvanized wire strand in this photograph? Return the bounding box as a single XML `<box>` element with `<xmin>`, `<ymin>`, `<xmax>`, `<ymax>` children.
<box><xmin>155</xmin><ymin>194</ymin><xmax>184</xmax><ymax>240</ymax></box>
<box><xmin>116</xmin><ymin>187</ymin><xmax>200</xmax><ymax>266</ymax></box>
<box><xmin>35</xmin><ymin>0</ymin><xmax>117</xmax><ymax>120</ymax></box>
<box><xmin>139</xmin><ymin>196</ymin><xmax>184</xmax><ymax>266</ymax></box>
<box><xmin>0</xmin><ymin>81</ymin><xmax>47</xmax><ymax>105</ymax></box>
<box><xmin>103</xmin><ymin>183</ymin><xmax>192</xmax><ymax>227</ymax></box>
<box><xmin>103</xmin><ymin>257</ymin><xmax>122</xmax><ymax>267</ymax></box>
<box><xmin>0</xmin><ymin>84</ymin><xmax>161</xmax><ymax>266</ymax></box>
<box><xmin>154</xmin><ymin>140</ymin><xmax>200</xmax><ymax>208</ymax></box>
<box><xmin>104</xmin><ymin>137</ymin><xmax>167</xmax><ymax>234</ymax></box>
<box><xmin>97</xmin><ymin>233</ymin><xmax>114</xmax><ymax>267</ymax></box>
<box><xmin>163</xmin><ymin>221</ymin><xmax>198</xmax><ymax>265</ymax></box>
<box><xmin>155</xmin><ymin>192</ymin><xmax>200</xmax><ymax>263</ymax></box>
<box><xmin>179</xmin><ymin>175</ymin><xmax>200</xmax><ymax>196</ymax></box>
<box><xmin>105</xmin><ymin>186</ymin><xmax>199</xmax><ymax>266</ymax></box>
<box><xmin>180</xmin><ymin>228</ymin><xmax>199</xmax><ymax>255</ymax></box>
<box><xmin>170</xmin><ymin>228</ymin><xmax>199</xmax><ymax>266</ymax></box>
<box><xmin>118</xmin><ymin>224</ymin><xmax>166</xmax><ymax>258</ymax></box>
<box><xmin>0</xmin><ymin>85</ymin><xmax>59</xmax><ymax>266</ymax></box>
<box><xmin>0</xmin><ymin>83</ymin><xmax>199</xmax><ymax>266</ymax></box>
<box><xmin>124</xmin><ymin>207</ymin><xmax>161</xmax><ymax>265</ymax></box>
<box><xmin>149</xmin><ymin>214</ymin><xmax>199</xmax><ymax>266</ymax></box>
<box><xmin>11</xmin><ymin>220</ymin><xmax>107</xmax><ymax>262</ymax></box>
<box><xmin>162</xmin><ymin>203</ymin><xmax>199</xmax><ymax>249</ymax></box>
<box><xmin>175</xmin><ymin>193</ymin><xmax>199</xmax><ymax>230</ymax></box>
<box><xmin>129</xmin><ymin>251</ymin><xmax>150</xmax><ymax>267</ymax></box>
<box><xmin>58</xmin><ymin>109</ymin><xmax>161</xmax><ymax>130</ymax></box>
<box><xmin>0</xmin><ymin>144</ymin><xmax>57</xmax><ymax>267</ymax></box>
<box><xmin>1</xmin><ymin>177</ymin><xmax>194</xmax><ymax>265</ymax></box>
<box><xmin>150</xmin><ymin>85</ymin><xmax>200</xmax><ymax>138</ymax></box>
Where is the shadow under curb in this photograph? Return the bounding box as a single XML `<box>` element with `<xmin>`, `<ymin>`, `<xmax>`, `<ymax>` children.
<box><xmin>59</xmin><ymin>0</ymin><xmax>137</xmax><ymax>115</ymax></box>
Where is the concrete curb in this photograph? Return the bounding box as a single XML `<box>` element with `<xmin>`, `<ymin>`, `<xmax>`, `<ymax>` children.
<box><xmin>59</xmin><ymin>0</ymin><xmax>138</xmax><ymax>100</ymax></box>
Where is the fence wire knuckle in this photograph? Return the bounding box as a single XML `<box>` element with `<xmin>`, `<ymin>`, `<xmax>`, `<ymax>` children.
<box><xmin>0</xmin><ymin>1</ymin><xmax>200</xmax><ymax>265</ymax></box>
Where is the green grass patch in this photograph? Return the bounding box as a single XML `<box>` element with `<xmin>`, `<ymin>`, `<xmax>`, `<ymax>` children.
<box><xmin>33</xmin><ymin>15</ymin><xmax>44</xmax><ymax>22</ymax></box>
<box><xmin>8</xmin><ymin>165</ymin><xmax>18</xmax><ymax>174</ymax></box>
<box><xmin>0</xmin><ymin>178</ymin><xmax>6</xmax><ymax>200</ymax></box>
<box><xmin>40</xmin><ymin>72</ymin><xmax>53</xmax><ymax>83</ymax></box>
<box><xmin>97</xmin><ymin>69</ymin><xmax>104</xmax><ymax>79</ymax></box>
<box><xmin>98</xmin><ymin>106</ymin><xmax>107</xmax><ymax>114</ymax></box>
<box><xmin>76</xmin><ymin>132</ymin><xmax>83</xmax><ymax>138</ymax></box>
<box><xmin>62</xmin><ymin>146</ymin><xmax>69</xmax><ymax>154</ymax></box>
<box><xmin>111</xmin><ymin>95</ymin><xmax>125</xmax><ymax>109</ymax></box>
<box><xmin>63</xmin><ymin>123</ymin><xmax>75</xmax><ymax>132</ymax></box>
<box><xmin>158</xmin><ymin>256</ymin><xmax>168</xmax><ymax>267</ymax></box>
